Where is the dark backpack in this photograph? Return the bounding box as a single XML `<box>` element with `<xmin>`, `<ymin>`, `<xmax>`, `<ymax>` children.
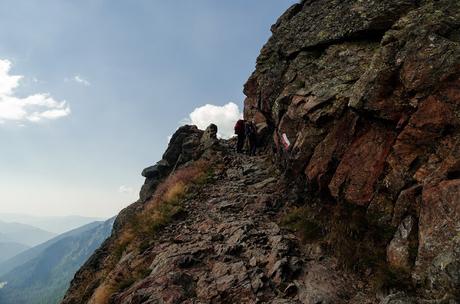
<box><xmin>245</xmin><ymin>122</ymin><xmax>256</xmax><ymax>137</ymax></box>
<box><xmin>234</xmin><ymin>119</ymin><xmax>245</xmax><ymax>134</ymax></box>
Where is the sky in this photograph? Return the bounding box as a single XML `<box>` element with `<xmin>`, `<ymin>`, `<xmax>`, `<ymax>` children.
<box><xmin>0</xmin><ymin>0</ymin><xmax>297</xmax><ymax>218</ymax></box>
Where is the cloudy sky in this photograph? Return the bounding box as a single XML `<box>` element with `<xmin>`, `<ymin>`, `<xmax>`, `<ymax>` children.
<box><xmin>0</xmin><ymin>0</ymin><xmax>296</xmax><ymax>218</ymax></box>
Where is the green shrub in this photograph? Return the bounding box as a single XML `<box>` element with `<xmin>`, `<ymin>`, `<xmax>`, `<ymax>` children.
<box><xmin>281</xmin><ymin>207</ymin><xmax>323</xmax><ymax>242</ymax></box>
<box><xmin>116</xmin><ymin>277</ymin><xmax>136</xmax><ymax>291</ymax></box>
<box><xmin>372</xmin><ymin>264</ymin><xmax>412</xmax><ymax>292</ymax></box>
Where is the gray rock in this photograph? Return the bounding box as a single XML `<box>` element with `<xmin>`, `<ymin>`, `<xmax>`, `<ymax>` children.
<box><xmin>141</xmin><ymin>159</ymin><xmax>170</xmax><ymax>178</ymax></box>
<box><xmin>253</xmin><ymin>177</ymin><xmax>277</xmax><ymax>190</ymax></box>
<box><xmin>380</xmin><ymin>292</ymin><xmax>416</xmax><ymax>304</ymax></box>
<box><xmin>387</xmin><ymin>216</ymin><xmax>414</xmax><ymax>270</ymax></box>
<box><xmin>200</xmin><ymin>123</ymin><xmax>219</xmax><ymax>149</ymax></box>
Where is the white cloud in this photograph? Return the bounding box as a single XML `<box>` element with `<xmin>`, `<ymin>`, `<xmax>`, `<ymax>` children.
<box><xmin>186</xmin><ymin>102</ymin><xmax>243</xmax><ymax>139</ymax></box>
<box><xmin>118</xmin><ymin>185</ymin><xmax>134</xmax><ymax>194</ymax></box>
<box><xmin>73</xmin><ymin>75</ymin><xmax>91</xmax><ymax>86</ymax></box>
<box><xmin>0</xmin><ymin>59</ymin><xmax>70</xmax><ymax>124</ymax></box>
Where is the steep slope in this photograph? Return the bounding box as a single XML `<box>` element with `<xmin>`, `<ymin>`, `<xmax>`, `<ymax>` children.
<box><xmin>0</xmin><ymin>242</ymin><xmax>29</xmax><ymax>263</ymax></box>
<box><xmin>0</xmin><ymin>219</ymin><xmax>55</xmax><ymax>247</ymax></box>
<box><xmin>0</xmin><ymin>219</ymin><xmax>114</xmax><ymax>304</ymax></box>
<box><xmin>62</xmin><ymin>1</ymin><xmax>460</xmax><ymax>303</ymax></box>
<box><xmin>62</xmin><ymin>127</ymin><xmax>310</xmax><ymax>303</ymax></box>
<box><xmin>0</xmin><ymin>221</ymin><xmax>102</xmax><ymax>276</ymax></box>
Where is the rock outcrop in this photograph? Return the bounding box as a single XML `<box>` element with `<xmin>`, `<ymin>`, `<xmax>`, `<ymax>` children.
<box><xmin>62</xmin><ymin>1</ymin><xmax>460</xmax><ymax>303</ymax></box>
<box><xmin>244</xmin><ymin>0</ymin><xmax>460</xmax><ymax>301</ymax></box>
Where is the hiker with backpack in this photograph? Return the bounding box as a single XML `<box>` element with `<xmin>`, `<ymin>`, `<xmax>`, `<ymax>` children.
<box><xmin>234</xmin><ymin>119</ymin><xmax>246</xmax><ymax>153</ymax></box>
<box><xmin>245</xmin><ymin>120</ymin><xmax>257</xmax><ymax>156</ymax></box>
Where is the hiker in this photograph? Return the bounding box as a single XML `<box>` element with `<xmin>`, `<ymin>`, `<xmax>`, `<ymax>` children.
<box><xmin>245</xmin><ymin>120</ymin><xmax>257</xmax><ymax>156</ymax></box>
<box><xmin>234</xmin><ymin>119</ymin><xmax>246</xmax><ymax>153</ymax></box>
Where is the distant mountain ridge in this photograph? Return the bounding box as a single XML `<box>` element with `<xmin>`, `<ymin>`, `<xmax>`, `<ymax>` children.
<box><xmin>0</xmin><ymin>220</ymin><xmax>55</xmax><ymax>247</ymax></box>
<box><xmin>0</xmin><ymin>218</ymin><xmax>114</xmax><ymax>304</ymax></box>
<box><xmin>0</xmin><ymin>242</ymin><xmax>29</xmax><ymax>263</ymax></box>
<box><xmin>0</xmin><ymin>213</ymin><xmax>104</xmax><ymax>234</ymax></box>
<box><xmin>0</xmin><ymin>221</ymin><xmax>102</xmax><ymax>276</ymax></box>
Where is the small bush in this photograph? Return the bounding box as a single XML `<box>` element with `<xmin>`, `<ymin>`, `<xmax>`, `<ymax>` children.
<box><xmin>281</xmin><ymin>207</ymin><xmax>323</xmax><ymax>242</ymax></box>
<box><xmin>150</xmin><ymin>160</ymin><xmax>210</xmax><ymax>207</ymax></box>
<box><xmin>92</xmin><ymin>284</ymin><xmax>112</xmax><ymax>304</ymax></box>
<box><xmin>125</xmin><ymin>160</ymin><xmax>212</xmax><ymax>242</ymax></box>
<box><xmin>139</xmin><ymin>267</ymin><xmax>152</xmax><ymax>279</ymax></box>
<box><xmin>113</xmin><ymin>230</ymin><xmax>135</xmax><ymax>259</ymax></box>
<box><xmin>326</xmin><ymin>202</ymin><xmax>398</xmax><ymax>274</ymax></box>
<box><xmin>372</xmin><ymin>264</ymin><xmax>412</xmax><ymax>292</ymax></box>
<box><xmin>281</xmin><ymin>201</ymin><xmax>414</xmax><ymax>292</ymax></box>
<box><xmin>116</xmin><ymin>277</ymin><xmax>136</xmax><ymax>291</ymax></box>
<box><xmin>327</xmin><ymin>203</ymin><xmax>368</xmax><ymax>270</ymax></box>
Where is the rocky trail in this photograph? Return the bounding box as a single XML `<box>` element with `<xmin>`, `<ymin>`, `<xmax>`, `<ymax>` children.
<box><xmin>114</xmin><ymin>152</ymin><xmax>305</xmax><ymax>304</ymax></box>
<box><xmin>64</xmin><ymin>127</ymin><xmax>374</xmax><ymax>304</ymax></box>
<box><xmin>111</xmin><ymin>142</ymin><xmax>378</xmax><ymax>304</ymax></box>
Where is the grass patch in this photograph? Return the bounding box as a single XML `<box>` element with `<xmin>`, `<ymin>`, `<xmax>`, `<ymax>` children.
<box><xmin>140</xmin><ymin>160</ymin><xmax>212</xmax><ymax>235</ymax></box>
<box><xmin>114</xmin><ymin>160</ymin><xmax>213</xmax><ymax>255</ymax></box>
<box><xmin>92</xmin><ymin>283</ymin><xmax>113</xmax><ymax>304</ymax></box>
<box><xmin>282</xmin><ymin>201</ymin><xmax>411</xmax><ymax>292</ymax></box>
<box><xmin>116</xmin><ymin>277</ymin><xmax>136</xmax><ymax>291</ymax></box>
<box><xmin>92</xmin><ymin>160</ymin><xmax>215</xmax><ymax>303</ymax></box>
<box><xmin>372</xmin><ymin>264</ymin><xmax>412</xmax><ymax>292</ymax></box>
<box><xmin>326</xmin><ymin>202</ymin><xmax>396</xmax><ymax>272</ymax></box>
<box><xmin>325</xmin><ymin>202</ymin><xmax>414</xmax><ymax>292</ymax></box>
<box><xmin>114</xmin><ymin>264</ymin><xmax>153</xmax><ymax>293</ymax></box>
<box><xmin>281</xmin><ymin>207</ymin><xmax>323</xmax><ymax>242</ymax></box>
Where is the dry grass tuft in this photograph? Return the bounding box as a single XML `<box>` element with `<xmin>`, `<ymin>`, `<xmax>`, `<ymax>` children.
<box><xmin>92</xmin><ymin>283</ymin><xmax>112</xmax><ymax>304</ymax></box>
<box><xmin>94</xmin><ymin>160</ymin><xmax>214</xmax><ymax>300</ymax></box>
<box><xmin>113</xmin><ymin>160</ymin><xmax>213</xmax><ymax>255</ymax></box>
<box><xmin>140</xmin><ymin>160</ymin><xmax>211</xmax><ymax>235</ymax></box>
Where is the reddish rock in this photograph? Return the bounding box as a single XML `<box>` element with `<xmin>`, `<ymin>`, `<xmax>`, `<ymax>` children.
<box><xmin>392</xmin><ymin>185</ymin><xmax>422</xmax><ymax>227</ymax></box>
<box><xmin>416</xmin><ymin>133</ymin><xmax>460</xmax><ymax>186</ymax></box>
<box><xmin>408</xmin><ymin>96</ymin><xmax>457</xmax><ymax>131</ymax></box>
<box><xmin>384</xmin><ymin>95</ymin><xmax>458</xmax><ymax>196</ymax></box>
<box><xmin>416</xmin><ymin>180</ymin><xmax>460</xmax><ymax>276</ymax></box>
<box><xmin>329</xmin><ymin>124</ymin><xmax>396</xmax><ymax>205</ymax></box>
<box><xmin>367</xmin><ymin>192</ymin><xmax>395</xmax><ymax>225</ymax></box>
<box><xmin>288</xmin><ymin>124</ymin><xmax>326</xmax><ymax>175</ymax></box>
<box><xmin>387</xmin><ymin>216</ymin><xmax>414</xmax><ymax>271</ymax></box>
<box><xmin>306</xmin><ymin>111</ymin><xmax>359</xmax><ymax>189</ymax></box>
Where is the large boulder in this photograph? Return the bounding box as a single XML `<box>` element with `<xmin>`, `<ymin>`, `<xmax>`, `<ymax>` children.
<box><xmin>139</xmin><ymin>124</ymin><xmax>217</xmax><ymax>202</ymax></box>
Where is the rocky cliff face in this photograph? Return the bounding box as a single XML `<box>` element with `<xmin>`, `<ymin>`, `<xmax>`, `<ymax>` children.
<box><xmin>244</xmin><ymin>0</ymin><xmax>460</xmax><ymax>302</ymax></box>
<box><xmin>62</xmin><ymin>1</ymin><xmax>460</xmax><ymax>303</ymax></box>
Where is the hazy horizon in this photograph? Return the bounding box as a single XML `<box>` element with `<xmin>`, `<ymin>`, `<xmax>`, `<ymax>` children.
<box><xmin>0</xmin><ymin>212</ymin><xmax>106</xmax><ymax>235</ymax></box>
<box><xmin>0</xmin><ymin>1</ymin><xmax>297</xmax><ymax>218</ymax></box>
